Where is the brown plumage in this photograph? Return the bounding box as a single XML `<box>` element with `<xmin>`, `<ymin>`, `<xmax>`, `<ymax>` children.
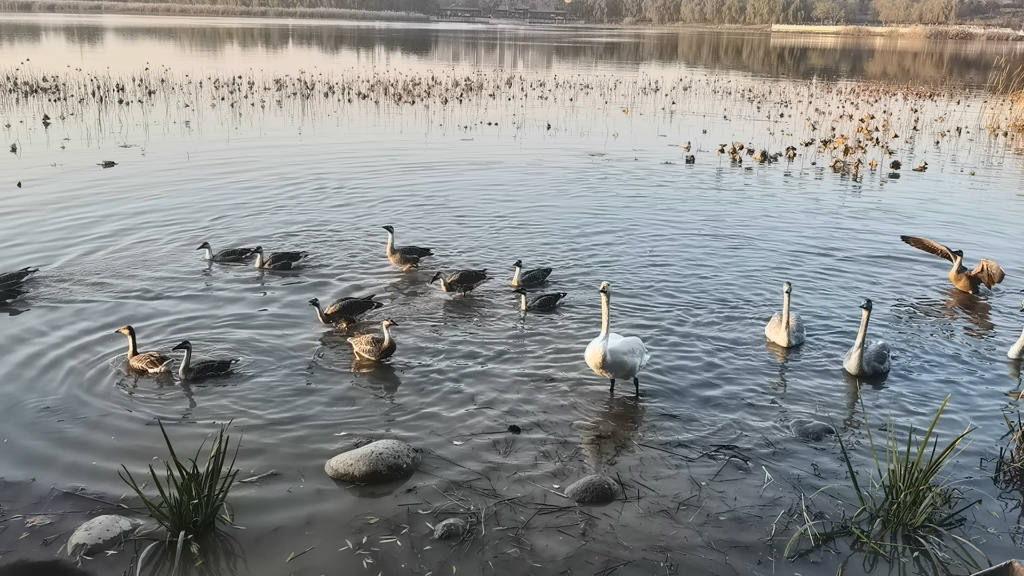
<box><xmin>347</xmin><ymin>319</ymin><xmax>398</xmax><ymax>361</ymax></box>
<box><xmin>900</xmin><ymin>235</ymin><xmax>1005</xmax><ymax>294</ymax></box>
<box><xmin>115</xmin><ymin>325</ymin><xmax>173</xmax><ymax>374</ymax></box>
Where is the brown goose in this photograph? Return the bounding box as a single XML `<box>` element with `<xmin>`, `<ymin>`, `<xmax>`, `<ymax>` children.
<box><xmin>0</xmin><ymin>267</ymin><xmax>38</xmax><ymax>290</ymax></box>
<box><xmin>511</xmin><ymin>260</ymin><xmax>553</xmax><ymax>288</ymax></box>
<box><xmin>172</xmin><ymin>340</ymin><xmax>238</xmax><ymax>381</ymax></box>
<box><xmin>347</xmin><ymin>319</ymin><xmax>398</xmax><ymax>361</ymax></box>
<box><xmin>900</xmin><ymin>236</ymin><xmax>1005</xmax><ymax>294</ymax></box>
<box><xmin>309</xmin><ymin>294</ymin><xmax>383</xmax><ymax>327</ymax></box>
<box><xmin>383</xmin><ymin>225</ymin><xmax>433</xmax><ymax>270</ymax></box>
<box><xmin>115</xmin><ymin>325</ymin><xmax>173</xmax><ymax>374</ymax></box>
<box><xmin>430</xmin><ymin>269</ymin><xmax>488</xmax><ymax>294</ymax></box>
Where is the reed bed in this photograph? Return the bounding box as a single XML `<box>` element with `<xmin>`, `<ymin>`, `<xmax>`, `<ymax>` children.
<box><xmin>0</xmin><ymin>0</ymin><xmax>429</xmax><ymax>20</ymax></box>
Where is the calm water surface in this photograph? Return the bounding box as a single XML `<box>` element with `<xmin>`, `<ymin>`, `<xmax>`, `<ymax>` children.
<box><xmin>2</xmin><ymin>13</ymin><xmax>1024</xmax><ymax>576</ymax></box>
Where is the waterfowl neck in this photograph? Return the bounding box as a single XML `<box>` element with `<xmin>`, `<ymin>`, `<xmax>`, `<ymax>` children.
<box><xmin>254</xmin><ymin>251</ymin><xmax>264</xmax><ymax>269</ymax></box>
<box><xmin>600</xmin><ymin>290</ymin><xmax>611</xmax><ymax>337</ymax></box>
<box><xmin>1010</xmin><ymin>328</ymin><xmax>1024</xmax><ymax>360</ymax></box>
<box><xmin>781</xmin><ymin>289</ymin><xmax>792</xmax><ymax>331</ymax></box>
<box><xmin>950</xmin><ymin>253</ymin><xmax>963</xmax><ymax>273</ymax></box>
<box><xmin>511</xmin><ymin>265</ymin><xmax>522</xmax><ymax>287</ymax></box>
<box><xmin>854</xmin><ymin>306</ymin><xmax>871</xmax><ymax>350</ymax></box>
<box><xmin>385</xmin><ymin>230</ymin><xmax>395</xmax><ymax>256</ymax></box>
<box><xmin>519</xmin><ymin>292</ymin><xmax>528</xmax><ymax>311</ymax></box>
<box><xmin>311</xmin><ymin>301</ymin><xmax>327</xmax><ymax>323</ymax></box>
<box><xmin>381</xmin><ymin>321</ymin><xmax>394</xmax><ymax>347</ymax></box>
<box><xmin>178</xmin><ymin>345</ymin><xmax>192</xmax><ymax>380</ymax></box>
<box><xmin>123</xmin><ymin>331</ymin><xmax>138</xmax><ymax>358</ymax></box>
<box><xmin>201</xmin><ymin>246</ymin><xmax>214</xmax><ymax>260</ymax></box>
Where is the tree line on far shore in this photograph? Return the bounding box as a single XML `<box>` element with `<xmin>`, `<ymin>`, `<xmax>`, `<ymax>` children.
<box><xmin>104</xmin><ymin>0</ymin><xmax>1023</xmax><ymax>27</ymax></box>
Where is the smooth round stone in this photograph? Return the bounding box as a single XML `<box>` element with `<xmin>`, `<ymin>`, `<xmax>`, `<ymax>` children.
<box><xmin>67</xmin><ymin>514</ymin><xmax>142</xmax><ymax>556</ymax></box>
<box><xmin>791</xmin><ymin>419</ymin><xmax>836</xmax><ymax>442</ymax></box>
<box><xmin>564</xmin><ymin>474</ymin><xmax>619</xmax><ymax>505</ymax></box>
<box><xmin>432</xmin><ymin>517</ymin><xmax>468</xmax><ymax>540</ymax></box>
<box><xmin>324</xmin><ymin>439</ymin><xmax>421</xmax><ymax>484</ymax></box>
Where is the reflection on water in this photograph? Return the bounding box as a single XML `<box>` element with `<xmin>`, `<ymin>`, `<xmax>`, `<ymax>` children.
<box><xmin>577</xmin><ymin>395</ymin><xmax>645</xmax><ymax>471</ymax></box>
<box><xmin>1</xmin><ymin>14</ymin><xmax>1023</xmax><ymax>84</ymax></box>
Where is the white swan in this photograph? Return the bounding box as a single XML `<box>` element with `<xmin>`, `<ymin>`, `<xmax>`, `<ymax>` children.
<box><xmin>1009</xmin><ymin>328</ymin><xmax>1024</xmax><ymax>360</ymax></box>
<box><xmin>843</xmin><ymin>299</ymin><xmax>891</xmax><ymax>377</ymax></box>
<box><xmin>584</xmin><ymin>282</ymin><xmax>651</xmax><ymax>395</ymax></box>
<box><xmin>765</xmin><ymin>281</ymin><xmax>805</xmax><ymax>348</ymax></box>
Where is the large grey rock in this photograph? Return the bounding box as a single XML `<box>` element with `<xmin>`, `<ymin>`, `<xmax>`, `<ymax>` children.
<box><xmin>325</xmin><ymin>439</ymin><xmax>421</xmax><ymax>484</ymax></box>
<box><xmin>564</xmin><ymin>474</ymin><xmax>619</xmax><ymax>505</ymax></box>
<box><xmin>67</xmin><ymin>514</ymin><xmax>142</xmax><ymax>556</ymax></box>
<box><xmin>432</xmin><ymin>518</ymin><xmax>468</xmax><ymax>540</ymax></box>
<box><xmin>791</xmin><ymin>419</ymin><xmax>836</xmax><ymax>442</ymax></box>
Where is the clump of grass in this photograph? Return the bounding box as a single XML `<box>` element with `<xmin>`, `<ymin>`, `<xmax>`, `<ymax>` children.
<box><xmin>786</xmin><ymin>395</ymin><xmax>982</xmax><ymax>573</ymax></box>
<box><xmin>119</xmin><ymin>421</ymin><xmax>240</xmax><ymax>560</ymax></box>
<box><xmin>996</xmin><ymin>413</ymin><xmax>1024</xmax><ymax>492</ymax></box>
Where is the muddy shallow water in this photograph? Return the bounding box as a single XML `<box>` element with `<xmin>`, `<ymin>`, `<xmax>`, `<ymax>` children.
<box><xmin>2</xmin><ymin>13</ymin><xmax>1024</xmax><ymax>576</ymax></box>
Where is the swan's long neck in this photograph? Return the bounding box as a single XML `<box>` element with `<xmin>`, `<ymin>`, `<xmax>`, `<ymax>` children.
<box><xmin>781</xmin><ymin>291</ymin><xmax>792</xmax><ymax>332</ymax></box>
<box><xmin>854</xmin><ymin>308</ymin><xmax>870</xmax><ymax>351</ymax></box>
<box><xmin>512</xmin><ymin>266</ymin><xmax>522</xmax><ymax>286</ymax></box>
<box><xmin>178</xmin><ymin>347</ymin><xmax>191</xmax><ymax>379</ymax></box>
<box><xmin>381</xmin><ymin>323</ymin><xmax>393</xmax><ymax>347</ymax></box>
<box><xmin>202</xmin><ymin>247</ymin><xmax>213</xmax><ymax>260</ymax></box>
<box><xmin>313</xmin><ymin>303</ymin><xmax>328</xmax><ymax>323</ymax></box>
<box><xmin>600</xmin><ymin>292</ymin><xmax>611</xmax><ymax>337</ymax></box>
<box><xmin>385</xmin><ymin>231</ymin><xmax>395</xmax><ymax>256</ymax></box>
<box><xmin>125</xmin><ymin>333</ymin><xmax>138</xmax><ymax>358</ymax></box>
<box><xmin>1010</xmin><ymin>329</ymin><xmax>1024</xmax><ymax>360</ymax></box>
<box><xmin>254</xmin><ymin>252</ymin><xmax>264</xmax><ymax>269</ymax></box>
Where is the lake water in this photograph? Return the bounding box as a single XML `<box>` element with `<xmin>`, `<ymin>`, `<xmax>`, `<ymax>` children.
<box><xmin>2</xmin><ymin>13</ymin><xmax>1024</xmax><ymax>576</ymax></box>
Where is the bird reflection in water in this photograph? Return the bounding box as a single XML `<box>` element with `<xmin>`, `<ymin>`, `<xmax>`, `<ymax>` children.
<box><xmin>577</xmin><ymin>395</ymin><xmax>645</xmax><ymax>471</ymax></box>
<box><xmin>842</xmin><ymin>371</ymin><xmax>888</xmax><ymax>429</ymax></box>
<box><xmin>943</xmin><ymin>287</ymin><xmax>994</xmax><ymax>337</ymax></box>
<box><xmin>765</xmin><ymin>342</ymin><xmax>801</xmax><ymax>393</ymax></box>
<box><xmin>350</xmin><ymin>359</ymin><xmax>403</xmax><ymax>399</ymax></box>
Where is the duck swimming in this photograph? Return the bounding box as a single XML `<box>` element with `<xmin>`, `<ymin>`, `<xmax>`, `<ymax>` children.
<box><xmin>842</xmin><ymin>299</ymin><xmax>891</xmax><ymax>377</ymax></box>
<box><xmin>514</xmin><ymin>289</ymin><xmax>566</xmax><ymax>312</ymax></box>
<box><xmin>347</xmin><ymin>319</ymin><xmax>398</xmax><ymax>361</ymax></box>
<box><xmin>115</xmin><ymin>325</ymin><xmax>173</xmax><ymax>374</ymax></box>
<box><xmin>584</xmin><ymin>282</ymin><xmax>650</xmax><ymax>395</ymax></box>
<box><xmin>430</xmin><ymin>269</ymin><xmax>489</xmax><ymax>295</ymax></box>
<box><xmin>171</xmin><ymin>340</ymin><xmax>238</xmax><ymax>381</ymax></box>
<box><xmin>383</xmin><ymin>225</ymin><xmax>433</xmax><ymax>270</ymax></box>
<box><xmin>197</xmin><ymin>242</ymin><xmax>257</xmax><ymax>263</ymax></box>
<box><xmin>253</xmin><ymin>246</ymin><xmax>308</xmax><ymax>271</ymax></box>
<box><xmin>309</xmin><ymin>294</ymin><xmax>383</xmax><ymax>327</ymax></box>
<box><xmin>765</xmin><ymin>282</ymin><xmax>805</xmax><ymax>348</ymax></box>
<box><xmin>900</xmin><ymin>235</ymin><xmax>1005</xmax><ymax>294</ymax></box>
<box><xmin>511</xmin><ymin>260</ymin><xmax>552</xmax><ymax>289</ymax></box>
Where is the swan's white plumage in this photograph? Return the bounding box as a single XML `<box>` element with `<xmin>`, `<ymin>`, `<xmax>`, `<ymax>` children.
<box><xmin>1009</xmin><ymin>328</ymin><xmax>1024</xmax><ymax>360</ymax></box>
<box><xmin>765</xmin><ymin>282</ymin><xmax>805</xmax><ymax>348</ymax></box>
<box><xmin>584</xmin><ymin>282</ymin><xmax>650</xmax><ymax>385</ymax></box>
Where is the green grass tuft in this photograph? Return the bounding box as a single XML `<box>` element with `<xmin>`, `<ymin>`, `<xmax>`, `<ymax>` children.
<box><xmin>120</xmin><ymin>421</ymin><xmax>240</xmax><ymax>553</ymax></box>
<box><xmin>785</xmin><ymin>395</ymin><xmax>984</xmax><ymax>574</ymax></box>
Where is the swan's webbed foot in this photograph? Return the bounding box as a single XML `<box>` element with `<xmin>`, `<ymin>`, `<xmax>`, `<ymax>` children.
<box><xmin>609</xmin><ymin>378</ymin><xmax>615</xmax><ymax>393</ymax></box>
<box><xmin>633</xmin><ymin>377</ymin><xmax>640</xmax><ymax>396</ymax></box>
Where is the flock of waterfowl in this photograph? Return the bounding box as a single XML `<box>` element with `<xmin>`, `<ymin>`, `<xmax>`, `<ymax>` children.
<box><xmin>3</xmin><ymin>229</ymin><xmax>1022</xmax><ymax>396</ymax></box>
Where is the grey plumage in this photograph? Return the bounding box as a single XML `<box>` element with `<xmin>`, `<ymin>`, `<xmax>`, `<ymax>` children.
<box><xmin>515</xmin><ymin>289</ymin><xmax>567</xmax><ymax>312</ymax></box>
<box><xmin>172</xmin><ymin>340</ymin><xmax>238</xmax><ymax>381</ymax></box>
<box><xmin>430</xmin><ymin>269</ymin><xmax>489</xmax><ymax>294</ymax></box>
<box><xmin>309</xmin><ymin>294</ymin><xmax>383</xmax><ymax>326</ymax></box>
<box><xmin>197</xmin><ymin>241</ymin><xmax>257</xmax><ymax>263</ymax></box>
<box><xmin>0</xmin><ymin>267</ymin><xmax>38</xmax><ymax>290</ymax></box>
<box><xmin>511</xmin><ymin>260</ymin><xmax>552</xmax><ymax>288</ymax></box>
<box><xmin>253</xmin><ymin>246</ymin><xmax>308</xmax><ymax>270</ymax></box>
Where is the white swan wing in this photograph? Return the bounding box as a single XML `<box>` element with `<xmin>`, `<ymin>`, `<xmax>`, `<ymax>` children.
<box><xmin>605</xmin><ymin>333</ymin><xmax>650</xmax><ymax>379</ymax></box>
<box><xmin>788</xmin><ymin>312</ymin><xmax>806</xmax><ymax>346</ymax></box>
<box><xmin>766</xmin><ymin>312</ymin><xmax>805</xmax><ymax>347</ymax></box>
